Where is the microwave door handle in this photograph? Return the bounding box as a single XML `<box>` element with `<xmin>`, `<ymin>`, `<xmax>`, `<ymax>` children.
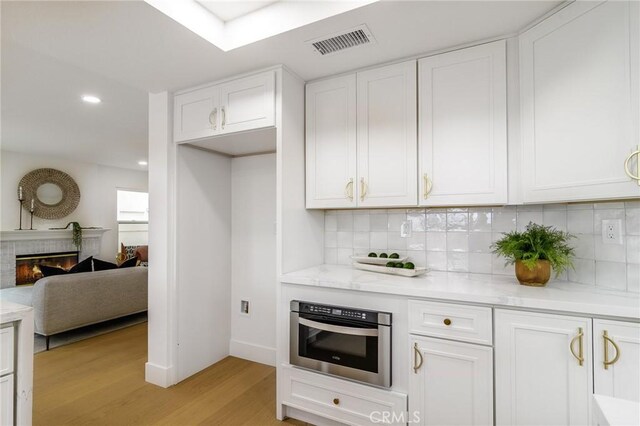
<box><xmin>298</xmin><ymin>317</ymin><xmax>379</xmax><ymax>337</ymax></box>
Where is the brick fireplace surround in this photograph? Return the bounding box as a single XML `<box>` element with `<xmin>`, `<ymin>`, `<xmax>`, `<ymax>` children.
<box><xmin>0</xmin><ymin>229</ymin><xmax>108</xmax><ymax>288</ymax></box>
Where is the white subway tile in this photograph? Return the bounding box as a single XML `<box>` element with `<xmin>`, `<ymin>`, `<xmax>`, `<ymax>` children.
<box><xmin>370</xmin><ymin>232</ymin><xmax>388</xmax><ymax>250</ymax></box>
<box><xmin>469</xmin><ymin>210</ymin><xmax>492</xmax><ymax>232</ymax></box>
<box><xmin>573</xmin><ymin>234</ymin><xmax>595</xmax><ymax>260</ymax></box>
<box><xmin>353</xmin><ymin>232</ymin><xmax>370</xmax><ymax>250</ymax></box>
<box><xmin>492</xmin><ymin>208</ymin><xmax>517</xmax><ymax>232</ymax></box>
<box><xmin>543</xmin><ymin>210</ymin><xmax>567</xmax><ymax>232</ymax></box>
<box><xmin>337</xmin><ymin>248</ymin><xmax>353</xmax><ymax>265</ymax></box>
<box><xmin>567</xmin><ymin>210</ymin><xmax>594</xmax><ymax>234</ymax></box>
<box><xmin>517</xmin><ymin>211</ymin><xmax>543</xmax><ymax>231</ymax></box>
<box><xmin>626</xmin><ymin>236</ymin><xmax>640</xmax><ymax>264</ymax></box>
<box><xmin>407</xmin><ymin>211</ymin><xmax>426</xmax><ymax>232</ymax></box>
<box><xmin>426</xmin><ymin>213</ymin><xmax>447</xmax><ymax>231</ymax></box>
<box><xmin>594</xmin><ymin>209</ymin><xmax>626</xmax><ymax>234</ymax></box>
<box><xmin>492</xmin><ymin>254</ymin><xmax>512</xmax><ymax>276</ymax></box>
<box><xmin>627</xmin><ymin>264</ymin><xmax>639</xmax><ymax>293</ymax></box>
<box><xmin>595</xmin><ymin>238</ymin><xmax>626</xmax><ymax>262</ymax></box>
<box><xmin>469</xmin><ymin>232</ymin><xmax>492</xmax><ymax>253</ymax></box>
<box><xmin>388</xmin><ymin>232</ymin><xmax>407</xmax><ymax>251</ymax></box>
<box><xmin>325</xmin><ymin>214</ymin><xmax>337</xmax><ymax>231</ymax></box>
<box><xmin>337</xmin><ymin>231</ymin><xmax>353</xmax><ymax>248</ymax></box>
<box><xmin>447</xmin><ymin>252</ymin><xmax>469</xmax><ymax>272</ymax></box>
<box><xmin>517</xmin><ymin>205</ymin><xmax>543</xmax><ymax>212</ymax></box>
<box><xmin>626</xmin><ymin>208</ymin><xmax>640</xmax><ymax>236</ymax></box>
<box><xmin>370</xmin><ymin>213</ymin><xmax>389</xmax><ymax>231</ymax></box>
<box><xmin>406</xmin><ymin>232</ymin><xmax>425</xmax><ymax>251</ymax></box>
<box><xmin>325</xmin><ymin>231</ymin><xmax>337</xmax><ymax>248</ymax></box>
<box><xmin>595</xmin><ymin>261</ymin><xmax>627</xmax><ymax>291</ymax></box>
<box><xmin>353</xmin><ymin>214</ymin><xmax>370</xmax><ymax>232</ymax></box>
<box><xmin>407</xmin><ymin>250</ymin><xmax>427</xmax><ymax>268</ymax></box>
<box><xmin>324</xmin><ymin>248</ymin><xmax>337</xmax><ymax>264</ymax></box>
<box><xmin>337</xmin><ymin>213</ymin><xmax>354</xmax><ymax>231</ymax></box>
<box><xmin>568</xmin><ymin>258</ymin><xmax>596</xmax><ymax>285</ymax></box>
<box><xmin>567</xmin><ymin>203</ymin><xmax>594</xmax><ymax>210</ymax></box>
<box><xmin>469</xmin><ymin>253</ymin><xmax>492</xmax><ymax>274</ymax></box>
<box><xmin>447</xmin><ymin>212</ymin><xmax>469</xmax><ymax>232</ymax></box>
<box><xmin>426</xmin><ymin>252</ymin><xmax>447</xmax><ymax>271</ymax></box>
<box><xmin>447</xmin><ymin>233</ymin><xmax>469</xmax><ymax>252</ymax></box>
<box><xmin>426</xmin><ymin>232</ymin><xmax>447</xmax><ymax>252</ymax></box>
<box><xmin>388</xmin><ymin>213</ymin><xmax>407</xmax><ymax>232</ymax></box>
<box><xmin>594</xmin><ymin>202</ymin><xmax>625</xmax><ymax>209</ymax></box>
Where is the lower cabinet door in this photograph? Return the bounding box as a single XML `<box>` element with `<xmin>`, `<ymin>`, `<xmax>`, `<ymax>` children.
<box><xmin>409</xmin><ymin>336</ymin><xmax>493</xmax><ymax>425</ymax></box>
<box><xmin>0</xmin><ymin>374</ymin><xmax>13</xmax><ymax>426</ymax></box>
<box><xmin>495</xmin><ymin>309</ymin><xmax>593</xmax><ymax>426</ymax></box>
<box><xmin>594</xmin><ymin>319</ymin><xmax>640</xmax><ymax>402</ymax></box>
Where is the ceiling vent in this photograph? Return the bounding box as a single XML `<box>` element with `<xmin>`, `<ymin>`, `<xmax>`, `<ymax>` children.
<box><xmin>307</xmin><ymin>25</ymin><xmax>375</xmax><ymax>56</ymax></box>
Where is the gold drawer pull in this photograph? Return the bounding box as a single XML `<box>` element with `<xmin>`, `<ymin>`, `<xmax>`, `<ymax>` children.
<box><xmin>624</xmin><ymin>147</ymin><xmax>640</xmax><ymax>185</ymax></box>
<box><xmin>423</xmin><ymin>174</ymin><xmax>433</xmax><ymax>199</ymax></box>
<box><xmin>413</xmin><ymin>342</ymin><xmax>424</xmax><ymax>373</ymax></box>
<box><xmin>360</xmin><ymin>178</ymin><xmax>368</xmax><ymax>201</ymax></box>
<box><xmin>345</xmin><ymin>179</ymin><xmax>354</xmax><ymax>201</ymax></box>
<box><xmin>603</xmin><ymin>330</ymin><xmax>621</xmax><ymax>370</ymax></box>
<box><xmin>333</xmin><ymin>398</ymin><xmax>340</xmax><ymax>405</ymax></box>
<box><xmin>209</xmin><ymin>108</ymin><xmax>217</xmax><ymax>130</ymax></box>
<box><xmin>443</xmin><ymin>318</ymin><xmax>452</xmax><ymax>326</ymax></box>
<box><xmin>569</xmin><ymin>327</ymin><xmax>584</xmax><ymax>366</ymax></box>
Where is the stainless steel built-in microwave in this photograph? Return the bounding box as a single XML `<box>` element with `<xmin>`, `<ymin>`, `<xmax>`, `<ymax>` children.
<box><xmin>289</xmin><ymin>300</ymin><xmax>392</xmax><ymax>388</ymax></box>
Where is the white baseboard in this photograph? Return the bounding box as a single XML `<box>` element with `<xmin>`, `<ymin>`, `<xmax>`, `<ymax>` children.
<box><xmin>145</xmin><ymin>362</ymin><xmax>175</xmax><ymax>388</ymax></box>
<box><xmin>229</xmin><ymin>339</ymin><xmax>276</xmax><ymax>366</ymax></box>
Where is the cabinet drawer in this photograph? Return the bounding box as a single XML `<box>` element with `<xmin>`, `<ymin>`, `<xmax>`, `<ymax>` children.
<box><xmin>0</xmin><ymin>327</ymin><xmax>14</xmax><ymax>376</ymax></box>
<box><xmin>0</xmin><ymin>374</ymin><xmax>13</xmax><ymax>426</ymax></box>
<box><xmin>281</xmin><ymin>366</ymin><xmax>407</xmax><ymax>426</ymax></box>
<box><xmin>409</xmin><ymin>300</ymin><xmax>492</xmax><ymax>345</ymax></box>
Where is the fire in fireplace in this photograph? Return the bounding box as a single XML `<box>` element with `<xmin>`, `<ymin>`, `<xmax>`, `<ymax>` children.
<box><xmin>15</xmin><ymin>251</ymin><xmax>79</xmax><ymax>286</ymax></box>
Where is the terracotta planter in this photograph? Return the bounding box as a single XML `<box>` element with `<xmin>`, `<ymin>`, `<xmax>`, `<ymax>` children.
<box><xmin>515</xmin><ymin>260</ymin><xmax>551</xmax><ymax>287</ymax></box>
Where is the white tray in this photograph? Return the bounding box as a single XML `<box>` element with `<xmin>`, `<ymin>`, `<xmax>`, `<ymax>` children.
<box><xmin>351</xmin><ymin>254</ymin><xmax>408</xmax><ymax>266</ymax></box>
<box><xmin>353</xmin><ymin>262</ymin><xmax>429</xmax><ymax>277</ymax></box>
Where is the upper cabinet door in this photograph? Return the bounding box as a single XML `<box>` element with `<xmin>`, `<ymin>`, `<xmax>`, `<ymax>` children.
<box><xmin>593</xmin><ymin>319</ymin><xmax>640</xmax><ymax>402</ymax></box>
<box><xmin>495</xmin><ymin>310</ymin><xmax>593</xmax><ymax>426</ymax></box>
<box><xmin>218</xmin><ymin>70</ymin><xmax>275</xmax><ymax>135</ymax></box>
<box><xmin>305</xmin><ymin>75</ymin><xmax>357</xmax><ymax>209</ymax></box>
<box><xmin>174</xmin><ymin>86</ymin><xmax>219</xmax><ymax>143</ymax></box>
<box><xmin>419</xmin><ymin>40</ymin><xmax>507</xmax><ymax>206</ymax></box>
<box><xmin>357</xmin><ymin>61</ymin><xmax>418</xmax><ymax>207</ymax></box>
<box><xmin>520</xmin><ymin>0</ymin><xmax>640</xmax><ymax>203</ymax></box>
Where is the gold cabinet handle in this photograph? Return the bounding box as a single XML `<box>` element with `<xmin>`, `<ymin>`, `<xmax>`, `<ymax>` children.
<box><xmin>603</xmin><ymin>330</ymin><xmax>621</xmax><ymax>370</ymax></box>
<box><xmin>569</xmin><ymin>327</ymin><xmax>584</xmax><ymax>366</ymax></box>
<box><xmin>209</xmin><ymin>108</ymin><xmax>217</xmax><ymax>130</ymax></box>
<box><xmin>345</xmin><ymin>179</ymin><xmax>354</xmax><ymax>201</ymax></box>
<box><xmin>443</xmin><ymin>318</ymin><xmax>452</xmax><ymax>326</ymax></box>
<box><xmin>624</xmin><ymin>147</ymin><xmax>640</xmax><ymax>185</ymax></box>
<box><xmin>221</xmin><ymin>107</ymin><xmax>226</xmax><ymax>129</ymax></box>
<box><xmin>423</xmin><ymin>174</ymin><xmax>433</xmax><ymax>199</ymax></box>
<box><xmin>413</xmin><ymin>342</ymin><xmax>424</xmax><ymax>373</ymax></box>
<box><xmin>333</xmin><ymin>398</ymin><xmax>340</xmax><ymax>405</ymax></box>
<box><xmin>360</xmin><ymin>178</ymin><xmax>368</xmax><ymax>201</ymax></box>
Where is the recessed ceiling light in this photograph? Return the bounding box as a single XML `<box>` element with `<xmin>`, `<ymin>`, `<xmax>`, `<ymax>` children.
<box><xmin>82</xmin><ymin>95</ymin><xmax>101</xmax><ymax>104</ymax></box>
<box><xmin>138</xmin><ymin>160</ymin><xmax>148</xmax><ymax>166</ymax></box>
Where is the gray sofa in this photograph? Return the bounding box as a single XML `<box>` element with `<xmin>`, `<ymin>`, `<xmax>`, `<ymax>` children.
<box><xmin>0</xmin><ymin>267</ymin><xmax>147</xmax><ymax>349</ymax></box>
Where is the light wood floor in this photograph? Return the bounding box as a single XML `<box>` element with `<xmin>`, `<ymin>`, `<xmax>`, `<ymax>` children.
<box><xmin>34</xmin><ymin>323</ymin><xmax>305</xmax><ymax>426</ymax></box>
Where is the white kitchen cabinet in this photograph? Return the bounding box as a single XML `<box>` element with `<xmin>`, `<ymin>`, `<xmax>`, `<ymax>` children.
<box><xmin>174</xmin><ymin>86</ymin><xmax>219</xmax><ymax>142</ymax></box>
<box><xmin>594</xmin><ymin>319</ymin><xmax>640</xmax><ymax>402</ymax></box>
<box><xmin>0</xmin><ymin>374</ymin><xmax>13</xmax><ymax>426</ymax></box>
<box><xmin>495</xmin><ymin>309</ymin><xmax>593</xmax><ymax>426</ymax></box>
<box><xmin>409</xmin><ymin>336</ymin><xmax>493</xmax><ymax>426</ymax></box>
<box><xmin>418</xmin><ymin>40</ymin><xmax>507</xmax><ymax>206</ymax></box>
<box><xmin>218</xmin><ymin>71</ymin><xmax>275</xmax><ymax>135</ymax></box>
<box><xmin>174</xmin><ymin>70</ymin><xmax>275</xmax><ymax>143</ymax></box>
<box><xmin>305</xmin><ymin>75</ymin><xmax>357</xmax><ymax>208</ymax></box>
<box><xmin>357</xmin><ymin>61</ymin><xmax>418</xmax><ymax>207</ymax></box>
<box><xmin>519</xmin><ymin>0</ymin><xmax>640</xmax><ymax>203</ymax></box>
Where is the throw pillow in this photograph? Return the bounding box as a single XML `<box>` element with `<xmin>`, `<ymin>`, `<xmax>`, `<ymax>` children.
<box><xmin>119</xmin><ymin>257</ymin><xmax>139</xmax><ymax>268</ymax></box>
<box><xmin>92</xmin><ymin>258</ymin><xmax>118</xmax><ymax>271</ymax></box>
<box><xmin>69</xmin><ymin>256</ymin><xmax>93</xmax><ymax>273</ymax></box>
<box><xmin>39</xmin><ymin>265</ymin><xmax>68</xmax><ymax>277</ymax></box>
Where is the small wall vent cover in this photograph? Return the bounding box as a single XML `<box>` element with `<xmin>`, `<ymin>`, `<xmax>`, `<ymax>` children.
<box><xmin>307</xmin><ymin>25</ymin><xmax>375</xmax><ymax>56</ymax></box>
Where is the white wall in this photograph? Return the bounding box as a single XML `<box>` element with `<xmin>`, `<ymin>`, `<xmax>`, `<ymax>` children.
<box><xmin>176</xmin><ymin>144</ymin><xmax>231</xmax><ymax>381</ymax></box>
<box><xmin>230</xmin><ymin>153</ymin><xmax>277</xmax><ymax>365</ymax></box>
<box><xmin>0</xmin><ymin>150</ymin><xmax>148</xmax><ymax>261</ymax></box>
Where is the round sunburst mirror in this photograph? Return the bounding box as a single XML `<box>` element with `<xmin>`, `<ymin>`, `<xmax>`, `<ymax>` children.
<box><xmin>18</xmin><ymin>168</ymin><xmax>81</xmax><ymax>219</ymax></box>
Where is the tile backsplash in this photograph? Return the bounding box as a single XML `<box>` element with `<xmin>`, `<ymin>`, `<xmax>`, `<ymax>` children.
<box><xmin>324</xmin><ymin>201</ymin><xmax>640</xmax><ymax>293</ymax></box>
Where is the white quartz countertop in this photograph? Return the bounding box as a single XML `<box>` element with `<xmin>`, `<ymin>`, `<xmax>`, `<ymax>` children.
<box><xmin>0</xmin><ymin>299</ymin><xmax>34</xmax><ymax>324</ymax></box>
<box><xmin>280</xmin><ymin>264</ymin><xmax>640</xmax><ymax>320</ymax></box>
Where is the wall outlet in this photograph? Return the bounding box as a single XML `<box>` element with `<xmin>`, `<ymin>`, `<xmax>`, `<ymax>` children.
<box><xmin>240</xmin><ymin>300</ymin><xmax>250</xmax><ymax>315</ymax></box>
<box><xmin>601</xmin><ymin>219</ymin><xmax>623</xmax><ymax>245</ymax></box>
<box><xmin>400</xmin><ymin>221</ymin><xmax>412</xmax><ymax>238</ymax></box>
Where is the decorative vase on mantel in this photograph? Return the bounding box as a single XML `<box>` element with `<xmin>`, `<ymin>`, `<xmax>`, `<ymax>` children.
<box><xmin>515</xmin><ymin>259</ymin><xmax>551</xmax><ymax>287</ymax></box>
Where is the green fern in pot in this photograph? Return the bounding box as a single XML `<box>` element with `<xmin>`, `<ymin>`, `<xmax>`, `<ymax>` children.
<box><xmin>491</xmin><ymin>222</ymin><xmax>575</xmax><ymax>287</ymax></box>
